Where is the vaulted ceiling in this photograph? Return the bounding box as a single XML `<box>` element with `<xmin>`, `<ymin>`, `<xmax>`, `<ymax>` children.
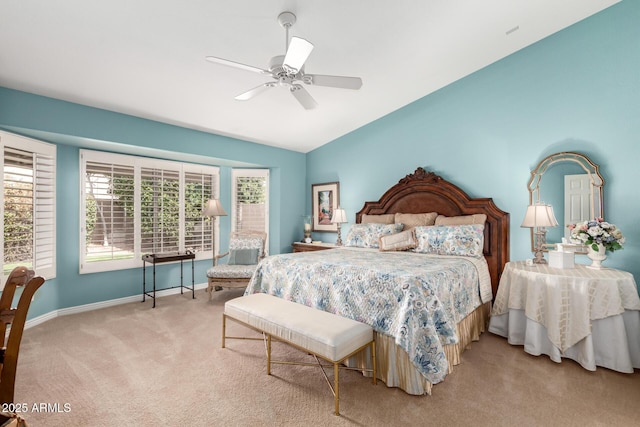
<box><xmin>0</xmin><ymin>0</ymin><xmax>619</xmax><ymax>153</ymax></box>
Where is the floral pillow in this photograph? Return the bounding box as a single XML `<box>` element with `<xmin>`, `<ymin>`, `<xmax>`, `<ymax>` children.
<box><xmin>414</xmin><ymin>224</ymin><xmax>485</xmax><ymax>258</ymax></box>
<box><xmin>344</xmin><ymin>223</ymin><xmax>404</xmax><ymax>249</ymax></box>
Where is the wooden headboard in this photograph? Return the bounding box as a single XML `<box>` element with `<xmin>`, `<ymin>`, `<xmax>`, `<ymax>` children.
<box><xmin>355</xmin><ymin>167</ymin><xmax>510</xmax><ymax>298</ymax></box>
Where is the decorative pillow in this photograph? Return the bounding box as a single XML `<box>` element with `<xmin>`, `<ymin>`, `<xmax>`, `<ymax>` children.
<box><xmin>344</xmin><ymin>223</ymin><xmax>404</xmax><ymax>249</ymax></box>
<box><xmin>434</xmin><ymin>214</ymin><xmax>487</xmax><ymax>226</ymax></box>
<box><xmin>379</xmin><ymin>229</ymin><xmax>417</xmax><ymax>251</ymax></box>
<box><xmin>361</xmin><ymin>214</ymin><xmax>395</xmax><ymax>224</ymax></box>
<box><xmin>394</xmin><ymin>212</ymin><xmax>438</xmax><ymax>229</ymax></box>
<box><xmin>228</xmin><ymin>248</ymin><xmax>259</xmax><ymax>265</ymax></box>
<box><xmin>414</xmin><ymin>224</ymin><xmax>485</xmax><ymax>257</ymax></box>
<box><xmin>229</xmin><ymin>236</ymin><xmax>263</xmax><ymax>251</ymax></box>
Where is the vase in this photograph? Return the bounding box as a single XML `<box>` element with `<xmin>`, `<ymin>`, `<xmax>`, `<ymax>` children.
<box><xmin>587</xmin><ymin>243</ymin><xmax>607</xmax><ymax>269</ymax></box>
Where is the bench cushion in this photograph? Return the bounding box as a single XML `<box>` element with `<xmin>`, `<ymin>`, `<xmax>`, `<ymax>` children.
<box><xmin>225</xmin><ymin>293</ymin><xmax>373</xmax><ymax>362</ymax></box>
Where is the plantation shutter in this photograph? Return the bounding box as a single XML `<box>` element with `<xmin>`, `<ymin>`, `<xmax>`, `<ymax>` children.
<box><xmin>33</xmin><ymin>150</ymin><xmax>56</xmax><ymax>272</ymax></box>
<box><xmin>80</xmin><ymin>149</ymin><xmax>219</xmax><ymax>273</ymax></box>
<box><xmin>184</xmin><ymin>170</ymin><xmax>217</xmax><ymax>253</ymax></box>
<box><xmin>3</xmin><ymin>148</ymin><xmax>35</xmax><ymax>273</ymax></box>
<box><xmin>231</xmin><ymin>169</ymin><xmax>269</xmax><ymax>235</ymax></box>
<box><xmin>140</xmin><ymin>167</ymin><xmax>180</xmax><ymax>254</ymax></box>
<box><xmin>83</xmin><ymin>161</ymin><xmax>135</xmax><ymax>263</ymax></box>
<box><xmin>1</xmin><ymin>131</ymin><xmax>56</xmax><ymax>283</ymax></box>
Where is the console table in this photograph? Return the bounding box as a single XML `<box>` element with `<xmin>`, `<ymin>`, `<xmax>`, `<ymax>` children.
<box><xmin>142</xmin><ymin>251</ymin><xmax>195</xmax><ymax>308</ymax></box>
<box><xmin>489</xmin><ymin>260</ymin><xmax>640</xmax><ymax>372</ymax></box>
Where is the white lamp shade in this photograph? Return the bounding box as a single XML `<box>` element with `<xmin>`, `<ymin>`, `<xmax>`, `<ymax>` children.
<box><xmin>521</xmin><ymin>204</ymin><xmax>558</xmax><ymax>228</ymax></box>
<box><xmin>202</xmin><ymin>199</ymin><xmax>228</xmax><ymax>217</ymax></box>
<box><xmin>330</xmin><ymin>208</ymin><xmax>347</xmax><ymax>224</ymax></box>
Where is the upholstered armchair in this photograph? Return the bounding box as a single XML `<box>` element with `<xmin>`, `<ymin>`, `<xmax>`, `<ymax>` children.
<box><xmin>206</xmin><ymin>230</ymin><xmax>267</xmax><ymax>299</ymax></box>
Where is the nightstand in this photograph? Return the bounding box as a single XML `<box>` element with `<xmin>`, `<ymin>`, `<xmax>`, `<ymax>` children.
<box><xmin>489</xmin><ymin>260</ymin><xmax>640</xmax><ymax>372</ymax></box>
<box><xmin>291</xmin><ymin>242</ymin><xmax>337</xmax><ymax>252</ymax></box>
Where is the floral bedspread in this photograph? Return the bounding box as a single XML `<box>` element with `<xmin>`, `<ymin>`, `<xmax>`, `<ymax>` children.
<box><xmin>246</xmin><ymin>247</ymin><xmax>490</xmax><ymax>384</ymax></box>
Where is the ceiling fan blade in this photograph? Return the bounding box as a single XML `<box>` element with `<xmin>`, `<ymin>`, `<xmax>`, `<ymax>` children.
<box><xmin>304</xmin><ymin>74</ymin><xmax>363</xmax><ymax>90</ymax></box>
<box><xmin>235</xmin><ymin>83</ymin><xmax>276</xmax><ymax>101</ymax></box>
<box><xmin>290</xmin><ymin>84</ymin><xmax>318</xmax><ymax>109</ymax></box>
<box><xmin>283</xmin><ymin>37</ymin><xmax>314</xmax><ymax>74</ymax></box>
<box><xmin>205</xmin><ymin>56</ymin><xmax>270</xmax><ymax>75</ymax></box>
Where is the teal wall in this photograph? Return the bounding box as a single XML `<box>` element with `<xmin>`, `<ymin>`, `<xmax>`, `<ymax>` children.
<box><xmin>307</xmin><ymin>1</ymin><xmax>640</xmax><ymax>291</ymax></box>
<box><xmin>0</xmin><ymin>88</ymin><xmax>306</xmax><ymax>318</ymax></box>
<box><xmin>1</xmin><ymin>1</ymin><xmax>639</xmax><ymax>320</ymax></box>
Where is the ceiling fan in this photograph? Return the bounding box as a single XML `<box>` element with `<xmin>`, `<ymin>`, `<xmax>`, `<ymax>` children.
<box><xmin>205</xmin><ymin>11</ymin><xmax>362</xmax><ymax>110</ymax></box>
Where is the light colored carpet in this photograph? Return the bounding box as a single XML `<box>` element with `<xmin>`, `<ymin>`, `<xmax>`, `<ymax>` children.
<box><xmin>13</xmin><ymin>289</ymin><xmax>640</xmax><ymax>426</ymax></box>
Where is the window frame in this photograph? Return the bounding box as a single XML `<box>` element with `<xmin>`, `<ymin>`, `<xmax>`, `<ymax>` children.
<box><xmin>1</xmin><ymin>131</ymin><xmax>57</xmax><ymax>287</ymax></box>
<box><xmin>80</xmin><ymin>150</ymin><xmax>219</xmax><ymax>274</ymax></box>
<box><xmin>231</xmin><ymin>168</ymin><xmax>269</xmax><ymax>250</ymax></box>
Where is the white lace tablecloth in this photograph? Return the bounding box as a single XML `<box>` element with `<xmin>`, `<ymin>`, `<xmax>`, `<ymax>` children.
<box><xmin>491</xmin><ymin>261</ymin><xmax>640</xmax><ymax>352</ymax></box>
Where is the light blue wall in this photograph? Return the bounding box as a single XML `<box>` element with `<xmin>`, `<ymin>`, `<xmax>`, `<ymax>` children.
<box><xmin>0</xmin><ymin>88</ymin><xmax>306</xmax><ymax>317</ymax></box>
<box><xmin>1</xmin><ymin>1</ymin><xmax>639</xmax><ymax>320</ymax></box>
<box><xmin>307</xmin><ymin>1</ymin><xmax>640</xmax><ymax>291</ymax></box>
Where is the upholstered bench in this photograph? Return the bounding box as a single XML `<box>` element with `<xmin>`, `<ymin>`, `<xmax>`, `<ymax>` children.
<box><xmin>222</xmin><ymin>293</ymin><xmax>376</xmax><ymax>415</ymax></box>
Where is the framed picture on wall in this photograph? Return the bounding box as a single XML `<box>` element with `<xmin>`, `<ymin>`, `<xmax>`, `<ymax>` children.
<box><xmin>311</xmin><ymin>182</ymin><xmax>340</xmax><ymax>232</ymax></box>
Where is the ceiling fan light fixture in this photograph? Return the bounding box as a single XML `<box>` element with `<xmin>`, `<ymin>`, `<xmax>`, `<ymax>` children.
<box><xmin>283</xmin><ymin>37</ymin><xmax>314</xmax><ymax>75</ymax></box>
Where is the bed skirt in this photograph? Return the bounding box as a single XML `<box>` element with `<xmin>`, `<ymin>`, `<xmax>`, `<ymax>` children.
<box><xmin>345</xmin><ymin>301</ymin><xmax>491</xmax><ymax>395</ymax></box>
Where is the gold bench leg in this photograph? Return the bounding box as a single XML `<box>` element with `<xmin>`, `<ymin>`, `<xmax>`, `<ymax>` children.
<box><xmin>334</xmin><ymin>362</ymin><xmax>340</xmax><ymax>416</ymax></box>
<box><xmin>221</xmin><ymin>314</ymin><xmax>226</xmax><ymax>348</ymax></box>
<box><xmin>267</xmin><ymin>334</ymin><xmax>272</xmax><ymax>376</ymax></box>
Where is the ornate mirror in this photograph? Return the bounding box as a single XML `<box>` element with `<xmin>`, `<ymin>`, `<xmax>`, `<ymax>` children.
<box><xmin>527</xmin><ymin>152</ymin><xmax>604</xmax><ymax>252</ymax></box>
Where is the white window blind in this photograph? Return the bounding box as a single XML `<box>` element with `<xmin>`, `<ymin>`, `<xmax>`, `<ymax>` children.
<box><xmin>231</xmin><ymin>169</ymin><xmax>269</xmax><ymax>238</ymax></box>
<box><xmin>84</xmin><ymin>161</ymin><xmax>136</xmax><ymax>263</ymax></box>
<box><xmin>34</xmin><ymin>150</ymin><xmax>56</xmax><ymax>272</ymax></box>
<box><xmin>184</xmin><ymin>170</ymin><xmax>215</xmax><ymax>253</ymax></box>
<box><xmin>80</xmin><ymin>150</ymin><xmax>219</xmax><ymax>274</ymax></box>
<box><xmin>140</xmin><ymin>167</ymin><xmax>180</xmax><ymax>254</ymax></box>
<box><xmin>1</xmin><ymin>131</ymin><xmax>56</xmax><ymax>285</ymax></box>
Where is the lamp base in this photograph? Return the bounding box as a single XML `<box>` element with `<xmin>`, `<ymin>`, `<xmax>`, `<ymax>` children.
<box><xmin>532</xmin><ymin>229</ymin><xmax>547</xmax><ymax>264</ymax></box>
<box><xmin>532</xmin><ymin>250</ymin><xmax>547</xmax><ymax>264</ymax></box>
<box><xmin>336</xmin><ymin>227</ymin><xmax>343</xmax><ymax>246</ymax></box>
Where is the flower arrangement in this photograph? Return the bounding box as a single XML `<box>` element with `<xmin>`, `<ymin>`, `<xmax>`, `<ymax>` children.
<box><xmin>567</xmin><ymin>217</ymin><xmax>625</xmax><ymax>252</ymax></box>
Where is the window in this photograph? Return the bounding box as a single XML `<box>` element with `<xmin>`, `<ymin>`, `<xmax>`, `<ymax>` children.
<box><xmin>231</xmin><ymin>168</ymin><xmax>269</xmax><ymax>239</ymax></box>
<box><xmin>80</xmin><ymin>150</ymin><xmax>219</xmax><ymax>274</ymax></box>
<box><xmin>1</xmin><ymin>131</ymin><xmax>56</xmax><ymax>286</ymax></box>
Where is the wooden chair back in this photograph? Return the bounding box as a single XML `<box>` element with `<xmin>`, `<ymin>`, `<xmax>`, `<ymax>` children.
<box><xmin>0</xmin><ymin>266</ymin><xmax>46</xmax><ymax>404</ymax></box>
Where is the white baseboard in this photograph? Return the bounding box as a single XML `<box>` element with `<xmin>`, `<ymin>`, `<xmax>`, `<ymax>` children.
<box><xmin>24</xmin><ymin>282</ymin><xmax>209</xmax><ymax>330</ymax></box>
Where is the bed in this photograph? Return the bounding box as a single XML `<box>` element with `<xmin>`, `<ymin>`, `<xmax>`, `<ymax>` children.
<box><xmin>246</xmin><ymin>167</ymin><xmax>510</xmax><ymax>395</ymax></box>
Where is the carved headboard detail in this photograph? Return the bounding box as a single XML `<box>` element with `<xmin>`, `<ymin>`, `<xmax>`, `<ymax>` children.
<box><xmin>355</xmin><ymin>167</ymin><xmax>510</xmax><ymax>297</ymax></box>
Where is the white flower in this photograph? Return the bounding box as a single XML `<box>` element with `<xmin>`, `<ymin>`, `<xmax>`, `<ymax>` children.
<box><xmin>567</xmin><ymin>218</ymin><xmax>625</xmax><ymax>252</ymax></box>
<box><xmin>587</xmin><ymin>227</ymin><xmax>602</xmax><ymax>237</ymax></box>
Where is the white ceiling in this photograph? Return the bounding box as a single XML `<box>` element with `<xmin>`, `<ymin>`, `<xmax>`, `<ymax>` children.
<box><xmin>0</xmin><ymin>0</ymin><xmax>619</xmax><ymax>153</ymax></box>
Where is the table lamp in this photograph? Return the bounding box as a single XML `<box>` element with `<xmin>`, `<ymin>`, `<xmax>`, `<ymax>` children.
<box><xmin>331</xmin><ymin>207</ymin><xmax>347</xmax><ymax>246</ymax></box>
<box><xmin>202</xmin><ymin>198</ymin><xmax>228</xmax><ymax>266</ymax></box>
<box><xmin>521</xmin><ymin>203</ymin><xmax>558</xmax><ymax>264</ymax></box>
